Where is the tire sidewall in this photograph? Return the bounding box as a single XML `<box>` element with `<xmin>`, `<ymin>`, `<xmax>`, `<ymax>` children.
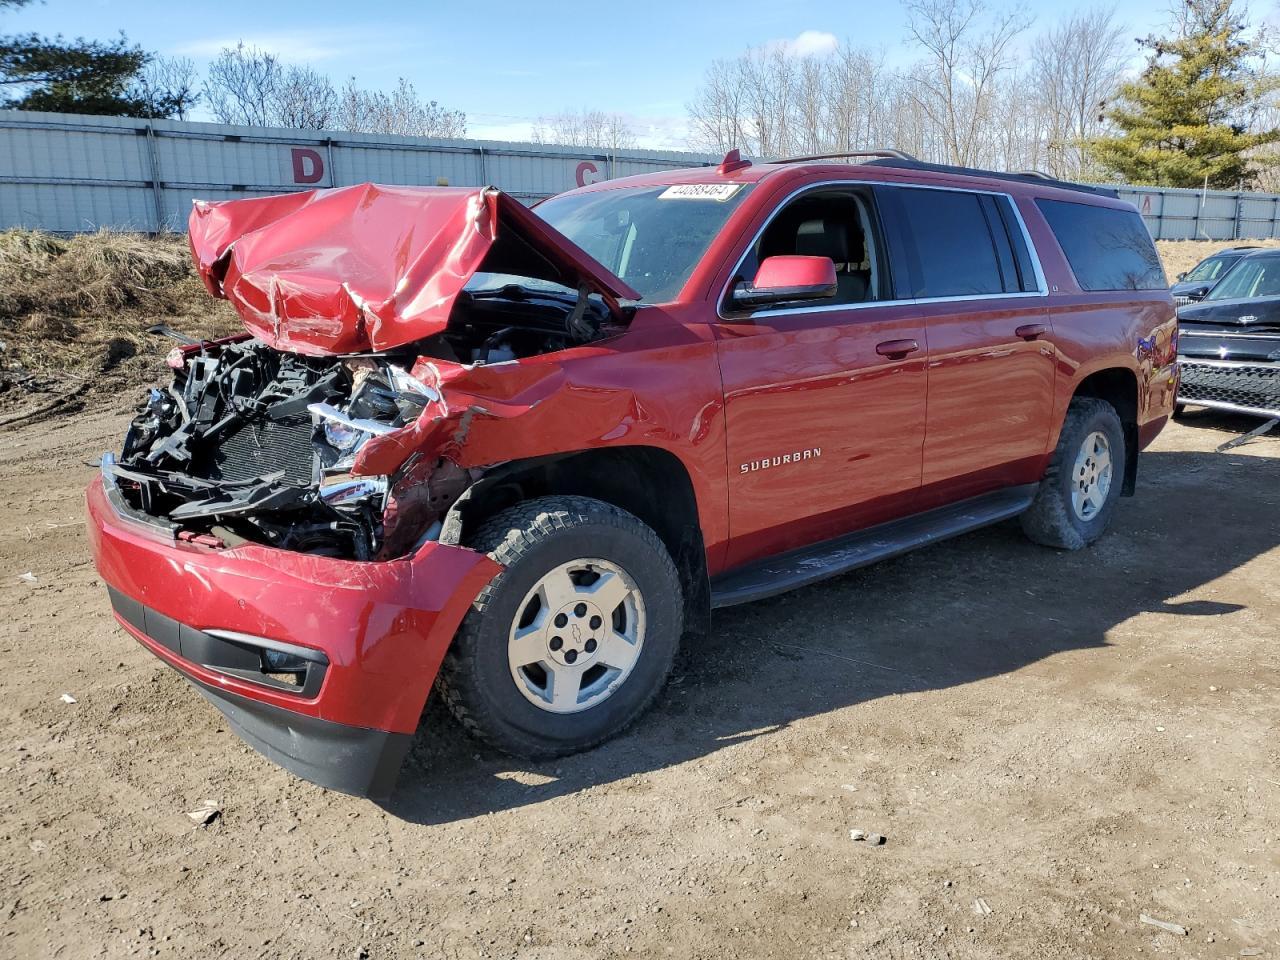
<box><xmin>1054</xmin><ymin>405</ymin><xmax>1125</xmax><ymax>544</ymax></box>
<box><xmin>465</xmin><ymin>520</ymin><xmax>680</xmax><ymax>750</ymax></box>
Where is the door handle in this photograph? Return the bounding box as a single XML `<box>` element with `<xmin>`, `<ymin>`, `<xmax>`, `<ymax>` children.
<box><xmin>875</xmin><ymin>338</ymin><xmax>920</xmax><ymax>358</ymax></box>
<box><xmin>1015</xmin><ymin>322</ymin><xmax>1049</xmax><ymax>340</ymax></box>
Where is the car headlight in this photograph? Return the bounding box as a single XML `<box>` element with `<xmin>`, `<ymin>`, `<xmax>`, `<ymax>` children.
<box><xmin>322</xmin><ymin>417</ymin><xmax>364</xmax><ymax>453</ymax></box>
<box><xmin>308</xmin><ymin>402</ymin><xmax>398</xmax><ymax>468</ymax></box>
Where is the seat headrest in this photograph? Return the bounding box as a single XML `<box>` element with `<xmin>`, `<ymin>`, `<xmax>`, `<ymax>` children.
<box><xmin>795</xmin><ymin>218</ymin><xmax>850</xmax><ymax>263</ymax></box>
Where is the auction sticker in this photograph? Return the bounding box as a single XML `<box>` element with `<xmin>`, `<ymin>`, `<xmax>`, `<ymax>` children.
<box><xmin>658</xmin><ymin>184</ymin><xmax>743</xmax><ymax>201</ymax></box>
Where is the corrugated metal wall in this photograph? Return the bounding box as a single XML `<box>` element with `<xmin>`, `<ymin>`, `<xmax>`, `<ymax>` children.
<box><xmin>6</xmin><ymin>108</ymin><xmax>1280</xmax><ymax>240</ymax></box>
<box><xmin>1115</xmin><ymin>184</ymin><xmax>1280</xmax><ymax>240</ymax></box>
<box><xmin>0</xmin><ymin>110</ymin><xmax>719</xmax><ymax>233</ymax></box>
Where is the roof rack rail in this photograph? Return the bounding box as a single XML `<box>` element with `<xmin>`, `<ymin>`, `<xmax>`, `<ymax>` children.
<box><xmin>774</xmin><ymin>149</ymin><xmax>919</xmax><ymax>163</ymax></box>
<box><xmin>860</xmin><ymin>156</ymin><xmax>1119</xmax><ymax>199</ymax></box>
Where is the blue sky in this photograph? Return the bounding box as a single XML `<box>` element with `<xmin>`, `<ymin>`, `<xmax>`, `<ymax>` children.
<box><xmin>6</xmin><ymin>0</ymin><xmax>1204</xmax><ymax>147</ymax></box>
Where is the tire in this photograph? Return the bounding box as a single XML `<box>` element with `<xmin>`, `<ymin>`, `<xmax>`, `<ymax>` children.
<box><xmin>436</xmin><ymin>495</ymin><xmax>682</xmax><ymax>758</ymax></box>
<box><xmin>1020</xmin><ymin>397</ymin><xmax>1126</xmax><ymax>551</ymax></box>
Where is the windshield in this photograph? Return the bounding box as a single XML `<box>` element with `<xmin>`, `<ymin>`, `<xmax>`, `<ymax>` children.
<box><xmin>1205</xmin><ymin>256</ymin><xmax>1280</xmax><ymax>300</ymax></box>
<box><xmin>533</xmin><ymin>184</ymin><xmax>753</xmax><ymax>303</ymax></box>
<box><xmin>1184</xmin><ymin>255</ymin><xmax>1239</xmax><ymax>283</ymax></box>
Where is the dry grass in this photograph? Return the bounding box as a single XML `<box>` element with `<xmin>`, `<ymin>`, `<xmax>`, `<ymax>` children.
<box><xmin>1155</xmin><ymin>238</ymin><xmax>1280</xmax><ymax>279</ymax></box>
<box><xmin>0</xmin><ymin>230</ymin><xmax>238</xmax><ymax>413</ymax></box>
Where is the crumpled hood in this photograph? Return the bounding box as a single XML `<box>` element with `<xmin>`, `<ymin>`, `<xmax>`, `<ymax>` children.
<box><xmin>188</xmin><ymin>183</ymin><xmax>640</xmax><ymax>355</ymax></box>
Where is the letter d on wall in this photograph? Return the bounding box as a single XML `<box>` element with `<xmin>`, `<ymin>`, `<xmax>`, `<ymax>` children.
<box><xmin>291</xmin><ymin>147</ymin><xmax>325</xmax><ymax>184</ymax></box>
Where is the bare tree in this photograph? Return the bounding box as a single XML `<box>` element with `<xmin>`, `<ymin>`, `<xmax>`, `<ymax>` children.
<box><xmin>271</xmin><ymin>65</ymin><xmax>337</xmax><ymax>129</ymax></box>
<box><xmin>130</xmin><ymin>55</ymin><xmax>200</xmax><ymax>119</ymax></box>
<box><xmin>1028</xmin><ymin>8</ymin><xmax>1128</xmax><ymax>178</ymax></box>
<box><xmin>904</xmin><ymin>0</ymin><xmax>1032</xmax><ymax>166</ymax></box>
<box><xmin>204</xmin><ymin>44</ymin><xmax>280</xmax><ymax>126</ymax></box>
<box><xmin>531</xmin><ymin>108</ymin><xmax>637</xmax><ymax>150</ymax></box>
<box><xmin>204</xmin><ymin>44</ymin><xmax>464</xmax><ymax>137</ymax></box>
<box><xmin>335</xmin><ymin>77</ymin><xmax>465</xmax><ymax>138</ymax></box>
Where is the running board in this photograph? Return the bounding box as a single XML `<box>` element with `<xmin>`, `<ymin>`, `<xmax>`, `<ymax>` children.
<box><xmin>710</xmin><ymin>484</ymin><xmax>1038</xmax><ymax>608</ymax></box>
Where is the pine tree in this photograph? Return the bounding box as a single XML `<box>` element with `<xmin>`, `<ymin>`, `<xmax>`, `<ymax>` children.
<box><xmin>0</xmin><ymin>1</ymin><xmax>190</xmax><ymax>117</ymax></box>
<box><xmin>1091</xmin><ymin>0</ymin><xmax>1280</xmax><ymax>188</ymax></box>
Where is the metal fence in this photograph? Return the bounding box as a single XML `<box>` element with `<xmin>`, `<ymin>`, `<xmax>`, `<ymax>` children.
<box><xmin>1113</xmin><ymin>184</ymin><xmax>1280</xmax><ymax>241</ymax></box>
<box><xmin>5</xmin><ymin>108</ymin><xmax>1280</xmax><ymax>241</ymax></box>
<box><xmin>0</xmin><ymin>110</ymin><xmax>719</xmax><ymax>233</ymax></box>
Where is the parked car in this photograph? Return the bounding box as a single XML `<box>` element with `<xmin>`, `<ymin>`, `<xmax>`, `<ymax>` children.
<box><xmin>1171</xmin><ymin>246</ymin><xmax>1258</xmax><ymax>304</ymax></box>
<box><xmin>1176</xmin><ymin>248</ymin><xmax>1280</xmax><ymax>419</ymax></box>
<box><xmin>87</xmin><ymin>152</ymin><xmax>1179</xmax><ymax>798</ymax></box>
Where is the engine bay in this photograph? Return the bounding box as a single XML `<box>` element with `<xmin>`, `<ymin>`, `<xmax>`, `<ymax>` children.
<box><xmin>107</xmin><ymin>282</ymin><xmax>621</xmax><ymax>560</ymax></box>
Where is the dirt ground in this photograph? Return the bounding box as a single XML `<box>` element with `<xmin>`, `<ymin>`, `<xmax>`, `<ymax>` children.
<box><xmin>1</xmin><ymin>402</ymin><xmax>1279</xmax><ymax>960</ymax></box>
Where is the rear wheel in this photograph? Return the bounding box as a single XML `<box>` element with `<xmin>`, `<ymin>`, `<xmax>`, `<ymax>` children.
<box><xmin>436</xmin><ymin>496</ymin><xmax>682</xmax><ymax>758</ymax></box>
<box><xmin>1020</xmin><ymin>397</ymin><xmax>1126</xmax><ymax>550</ymax></box>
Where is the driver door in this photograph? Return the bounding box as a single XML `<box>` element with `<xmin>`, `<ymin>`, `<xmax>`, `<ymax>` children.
<box><xmin>714</xmin><ymin>186</ymin><xmax>928</xmax><ymax>569</ymax></box>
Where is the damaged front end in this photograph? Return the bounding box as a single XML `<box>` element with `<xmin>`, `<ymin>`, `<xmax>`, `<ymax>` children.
<box><xmin>106</xmin><ymin>339</ymin><xmax>474</xmax><ymax>560</ymax></box>
<box><xmin>104</xmin><ymin>182</ymin><xmax>642</xmax><ymax>561</ymax></box>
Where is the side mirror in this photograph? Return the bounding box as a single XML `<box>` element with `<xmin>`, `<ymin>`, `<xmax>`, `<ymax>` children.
<box><xmin>731</xmin><ymin>255</ymin><xmax>836</xmax><ymax>309</ymax></box>
<box><xmin>1176</xmin><ymin>271</ymin><xmax>1187</xmax><ymax>281</ymax></box>
<box><xmin>1186</xmin><ymin>285</ymin><xmax>1211</xmax><ymax>301</ymax></box>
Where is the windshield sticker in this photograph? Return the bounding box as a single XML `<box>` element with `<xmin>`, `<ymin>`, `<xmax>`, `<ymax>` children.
<box><xmin>659</xmin><ymin>183</ymin><xmax>743</xmax><ymax>201</ymax></box>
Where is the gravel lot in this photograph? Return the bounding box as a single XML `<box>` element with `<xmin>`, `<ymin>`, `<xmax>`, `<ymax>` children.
<box><xmin>1</xmin><ymin>406</ymin><xmax>1278</xmax><ymax>960</ymax></box>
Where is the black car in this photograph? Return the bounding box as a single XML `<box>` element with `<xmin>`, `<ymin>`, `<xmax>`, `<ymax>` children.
<box><xmin>1171</xmin><ymin>246</ymin><xmax>1258</xmax><ymax>304</ymax></box>
<box><xmin>1177</xmin><ymin>249</ymin><xmax>1280</xmax><ymax>418</ymax></box>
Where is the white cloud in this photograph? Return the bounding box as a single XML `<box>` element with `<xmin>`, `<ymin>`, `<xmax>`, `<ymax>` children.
<box><xmin>173</xmin><ymin>28</ymin><xmax>391</xmax><ymax>63</ymax></box>
<box><xmin>770</xmin><ymin>30</ymin><xmax>839</xmax><ymax>59</ymax></box>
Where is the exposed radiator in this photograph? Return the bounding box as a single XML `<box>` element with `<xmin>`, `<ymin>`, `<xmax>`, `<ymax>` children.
<box><xmin>202</xmin><ymin>412</ymin><xmax>316</xmax><ymax>484</ymax></box>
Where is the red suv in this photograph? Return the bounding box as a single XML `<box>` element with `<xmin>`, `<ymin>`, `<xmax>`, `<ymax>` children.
<box><xmin>87</xmin><ymin>151</ymin><xmax>1179</xmax><ymax>798</ymax></box>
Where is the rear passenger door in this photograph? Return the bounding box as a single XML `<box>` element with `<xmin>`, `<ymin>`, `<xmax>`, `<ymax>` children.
<box><xmin>877</xmin><ymin>185</ymin><xmax>1056</xmax><ymax>505</ymax></box>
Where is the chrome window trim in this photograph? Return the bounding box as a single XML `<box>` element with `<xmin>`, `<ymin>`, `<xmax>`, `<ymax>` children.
<box><xmin>715</xmin><ymin>178</ymin><xmax>1050</xmax><ymax>322</ymax></box>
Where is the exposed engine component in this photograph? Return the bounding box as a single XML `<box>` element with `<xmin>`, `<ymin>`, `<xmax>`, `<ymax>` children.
<box><xmin>108</xmin><ymin>281</ymin><xmax>618</xmax><ymax>560</ymax></box>
<box><xmin>110</xmin><ymin>339</ymin><xmax>445</xmax><ymax>560</ymax></box>
<box><xmin>432</xmin><ymin>279</ymin><xmax>615</xmax><ymax>365</ymax></box>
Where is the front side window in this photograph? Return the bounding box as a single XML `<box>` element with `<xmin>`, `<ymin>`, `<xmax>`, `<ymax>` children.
<box><xmin>1184</xmin><ymin>255</ymin><xmax>1239</xmax><ymax>283</ymax></box>
<box><xmin>1036</xmin><ymin>199</ymin><xmax>1166</xmax><ymax>291</ymax></box>
<box><xmin>731</xmin><ymin>189</ymin><xmax>886</xmax><ymax>308</ymax></box>
<box><xmin>1204</xmin><ymin>256</ymin><xmax>1280</xmax><ymax>300</ymax></box>
<box><xmin>533</xmin><ymin>184</ymin><xmax>753</xmax><ymax>303</ymax></box>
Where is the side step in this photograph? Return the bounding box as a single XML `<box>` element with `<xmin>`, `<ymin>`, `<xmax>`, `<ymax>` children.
<box><xmin>709</xmin><ymin>484</ymin><xmax>1038</xmax><ymax>608</ymax></box>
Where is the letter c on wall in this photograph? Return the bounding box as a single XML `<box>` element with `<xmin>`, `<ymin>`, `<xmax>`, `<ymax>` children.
<box><xmin>575</xmin><ymin>161</ymin><xmax>599</xmax><ymax>188</ymax></box>
<box><xmin>291</xmin><ymin>148</ymin><xmax>325</xmax><ymax>184</ymax></box>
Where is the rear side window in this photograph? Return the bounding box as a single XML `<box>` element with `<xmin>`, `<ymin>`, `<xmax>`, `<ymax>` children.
<box><xmin>889</xmin><ymin>188</ymin><xmax>1039</xmax><ymax>298</ymax></box>
<box><xmin>1036</xmin><ymin>199</ymin><xmax>1166</xmax><ymax>291</ymax></box>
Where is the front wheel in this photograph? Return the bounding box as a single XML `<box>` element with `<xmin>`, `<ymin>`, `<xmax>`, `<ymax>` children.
<box><xmin>1020</xmin><ymin>397</ymin><xmax>1126</xmax><ymax>550</ymax></box>
<box><xmin>436</xmin><ymin>496</ymin><xmax>682</xmax><ymax>758</ymax></box>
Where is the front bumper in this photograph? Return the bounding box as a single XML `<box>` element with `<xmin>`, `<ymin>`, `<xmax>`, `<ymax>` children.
<box><xmin>86</xmin><ymin>476</ymin><xmax>501</xmax><ymax>798</ymax></box>
<box><xmin>1177</xmin><ymin>358</ymin><xmax>1280</xmax><ymax>419</ymax></box>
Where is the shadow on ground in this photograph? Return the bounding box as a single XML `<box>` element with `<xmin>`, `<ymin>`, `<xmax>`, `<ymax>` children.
<box><xmin>382</xmin><ymin>444</ymin><xmax>1279</xmax><ymax>824</ymax></box>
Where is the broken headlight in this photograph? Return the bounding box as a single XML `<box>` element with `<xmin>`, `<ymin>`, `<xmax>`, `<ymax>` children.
<box><xmin>308</xmin><ymin>402</ymin><xmax>397</xmax><ymax>472</ymax></box>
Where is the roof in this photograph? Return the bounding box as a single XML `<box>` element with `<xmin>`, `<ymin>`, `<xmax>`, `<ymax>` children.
<box><xmin>566</xmin><ymin>153</ymin><xmax>1124</xmax><ymax>206</ymax></box>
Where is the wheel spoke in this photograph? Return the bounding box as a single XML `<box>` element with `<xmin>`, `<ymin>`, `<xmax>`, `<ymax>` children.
<box><xmin>597</xmin><ymin>630</ymin><xmax>638</xmax><ymax>670</ymax></box>
<box><xmin>548</xmin><ymin>663</ymin><xmax>584</xmax><ymax>709</ymax></box>
<box><xmin>585</xmin><ymin>570</ymin><xmax>631</xmax><ymax>614</ymax></box>
<box><xmin>509</xmin><ymin>622</ymin><xmax>547</xmax><ymax>668</ymax></box>
<box><xmin>537</xmin><ymin>565</ymin><xmax>579</xmax><ymax>610</ymax></box>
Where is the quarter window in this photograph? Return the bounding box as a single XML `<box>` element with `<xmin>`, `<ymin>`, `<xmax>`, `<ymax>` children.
<box><xmin>1035</xmin><ymin>199</ymin><xmax>1166</xmax><ymax>291</ymax></box>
